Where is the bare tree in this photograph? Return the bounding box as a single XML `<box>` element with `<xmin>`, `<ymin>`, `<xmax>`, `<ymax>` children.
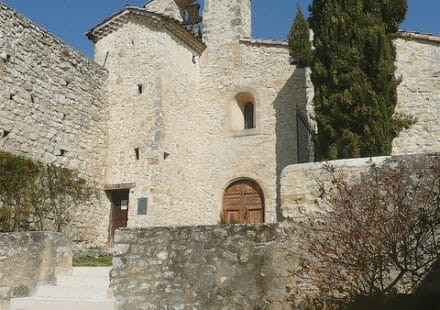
<box><xmin>292</xmin><ymin>155</ymin><xmax>440</xmax><ymax>308</ymax></box>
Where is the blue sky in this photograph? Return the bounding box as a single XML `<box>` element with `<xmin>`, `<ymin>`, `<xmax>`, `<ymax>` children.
<box><xmin>2</xmin><ymin>0</ymin><xmax>439</xmax><ymax>58</ymax></box>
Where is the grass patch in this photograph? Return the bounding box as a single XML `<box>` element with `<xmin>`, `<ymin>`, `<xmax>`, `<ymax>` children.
<box><xmin>73</xmin><ymin>255</ymin><xmax>113</xmax><ymax>267</ymax></box>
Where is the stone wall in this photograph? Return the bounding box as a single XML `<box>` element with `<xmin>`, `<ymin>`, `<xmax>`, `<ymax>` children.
<box><xmin>0</xmin><ymin>3</ymin><xmax>110</xmax><ymax>245</ymax></box>
<box><xmin>111</xmin><ymin>224</ymin><xmax>297</xmax><ymax>309</ymax></box>
<box><xmin>0</xmin><ymin>232</ymin><xmax>72</xmax><ymax>305</ymax></box>
<box><xmin>94</xmin><ymin>16</ymin><xmax>204</xmax><ymax>228</ymax></box>
<box><xmin>203</xmin><ymin>0</ymin><xmax>252</xmax><ymax>46</ymax></box>
<box><xmin>144</xmin><ymin>0</ymin><xmax>184</xmax><ymax>21</ymax></box>
<box><xmin>111</xmin><ymin>153</ymin><xmax>439</xmax><ymax>309</ymax></box>
<box><xmin>280</xmin><ymin>156</ymin><xmax>387</xmax><ymax>218</ymax></box>
<box><xmin>280</xmin><ymin>153</ymin><xmax>439</xmax><ymax>218</ymax></box>
<box><xmin>393</xmin><ymin>35</ymin><xmax>440</xmax><ymax>154</ymax></box>
<box><xmin>196</xmin><ymin>38</ymin><xmax>306</xmax><ymax>224</ymax></box>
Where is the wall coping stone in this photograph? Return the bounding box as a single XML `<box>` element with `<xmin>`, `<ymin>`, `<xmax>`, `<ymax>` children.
<box><xmin>240</xmin><ymin>37</ymin><xmax>289</xmax><ymax>48</ymax></box>
<box><xmin>397</xmin><ymin>30</ymin><xmax>440</xmax><ymax>44</ymax></box>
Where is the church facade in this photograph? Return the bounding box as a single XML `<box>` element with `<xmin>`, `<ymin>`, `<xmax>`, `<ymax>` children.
<box><xmin>0</xmin><ymin>0</ymin><xmax>438</xmax><ymax>246</ymax></box>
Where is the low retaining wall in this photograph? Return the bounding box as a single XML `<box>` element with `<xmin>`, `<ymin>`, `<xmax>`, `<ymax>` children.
<box><xmin>280</xmin><ymin>156</ymin><xmax>387</xmax><ymax>218</ymax></box>
<box><xmin>111</xmin><ymin>224</ymin><xmax>299</xmax><ymax>310</ymax></box>
<box><xmin>280</xmin><ymin>153</ymin><xmax>439</xmax><ymax>218</ymax></box>
<box><xmin>0</xmin><ymin>232</ymin><xmax>72</xmax><ymax>303</ymax></box>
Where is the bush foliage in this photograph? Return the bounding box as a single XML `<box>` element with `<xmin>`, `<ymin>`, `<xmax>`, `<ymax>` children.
<box><xmin>0</xmin><ymin>151</ymin><xmax>95</xmax><ymax>232</ymax></box>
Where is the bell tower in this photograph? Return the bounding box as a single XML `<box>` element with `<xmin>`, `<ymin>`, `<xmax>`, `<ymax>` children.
<box><xmin>203</xmin><ymin>0</ymin><xmax>252</xmax><ymax>46</ymax></box>
<box><xmin>143</xmin><ymin>0</ymin><xmax>184</xmax><ymax>21</ymax></box>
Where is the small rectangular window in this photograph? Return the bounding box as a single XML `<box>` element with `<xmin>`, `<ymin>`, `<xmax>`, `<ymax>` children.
<box><xmin>137</xmin><ymin>84</ymin><xmax>143</xmax><ymax>94</ymax></box>
<box><xmin>135</xmin><ymin>148</ymin><xmax>140</xmax><ymax>160</ymax></box>
<box><xmin>244</xmin><ymin>102</ymin><xmax>255</xmax><ymax>129</ymax></box>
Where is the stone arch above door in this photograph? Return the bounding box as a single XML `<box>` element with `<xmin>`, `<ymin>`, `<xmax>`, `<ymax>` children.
<box><xmin>222</xmin><ymin>179</ymin><xmax>265</xmax><ymax>224</ymax></box>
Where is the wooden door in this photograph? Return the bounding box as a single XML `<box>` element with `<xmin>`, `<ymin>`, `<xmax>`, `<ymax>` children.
<box><xmin>223</xmin><ymin>179</ymin><xmax>264</xmax><ymax>224</ymax></box>
<box><xmin>108</xmin><ymin>189</ymin><xmax>129</xmax><ymax>245</ymax></box>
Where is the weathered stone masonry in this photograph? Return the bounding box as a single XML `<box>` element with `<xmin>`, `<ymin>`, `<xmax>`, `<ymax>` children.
<box><xmin>0</xmin><ymin>0</ymin><xmax>439</xmax><ymax>247</ymax></box>
<box><xmin>88</xmin><ymin>0</ymin><xmax>307</xmax><ymax>230</ymax></box>
<box><xmin>393</xmin><ymin>33</ymin><xmax>440</xmax><ymax>155</ymax></box>
<box><xmin>112</xmin><ymin>224</ymin><xmax>298</xmax><ymax>310</ymax></box>
<box><xmin>0</xmin><ymin>3</ymin><xmax>110</xmax><ymax>245</ymax></box>
<box><xmin>0</xmin><ymin>232</ymin><xmax>72</xmax><ymax>305</ymax></box>
<box><xmin>111</xmin><ymin>153</ymin><xmax>439</xmax><ymax>309</ymax></box>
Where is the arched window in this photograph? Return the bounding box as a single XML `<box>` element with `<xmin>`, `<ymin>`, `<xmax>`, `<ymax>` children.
<box><xmin>227</xmin><ymin>92</ymin><xmax>257</xmax><ymax>132</ymax></box>
<box><xmin>244</xmin><ymin>102</ymin><xmax>254</xmax><ymax>129</ymax></box>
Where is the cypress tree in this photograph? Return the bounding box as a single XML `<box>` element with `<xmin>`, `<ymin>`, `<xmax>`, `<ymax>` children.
<box><xmin>288</xmin><ymin>6</ymin><xmax>312</xmax><ymax>68</ymax></box>
<box><xmin>309</xmin><ymin>0</ymin><xmax>411</xmax><ymax>160</ymax></box>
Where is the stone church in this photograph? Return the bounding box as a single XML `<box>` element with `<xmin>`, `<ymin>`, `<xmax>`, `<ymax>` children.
<box><xmin>0</xmin><ymin>0</ymin><xmax>438</xmax><ymax>246</ymax></box>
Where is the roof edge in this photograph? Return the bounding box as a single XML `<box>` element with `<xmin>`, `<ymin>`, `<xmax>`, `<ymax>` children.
<box><xmin>85</xmin><ymin>6</ymin><xmax>206</xmax><ymax>54</ymax></box>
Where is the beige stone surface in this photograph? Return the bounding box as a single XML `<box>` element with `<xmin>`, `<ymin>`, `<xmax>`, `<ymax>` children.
<box><xmin>0</xmin><ymin>0</ymin><xmax>439</xmax><ymax>247</ymax></box>
<box><xmin>0</xmin><ymin>3</ymin><xmax>110</xmax><ymax>246</ymax></box>
<box><xmin>0</xmin><ymin>232</ymin><xmax>72</xmax><ymax>302</ymax></box>
<box><xmin>144</xmin><ymin>0</ymin><xmax>184</xmax><ymax>21</ymax></box>
<box><xmin>280</xmin><ymin>156</ymin><xmax>388</xmax><ymax>218</ymax></box>
<box><xmin>393</xmin><ymin>37</ymin><xmax>440</xmax><ymax>154</ymax></box>
<box><xmin>91</xmin><ymin>0</ymin><xmax>307</xmax><ymax>228</ymax></box>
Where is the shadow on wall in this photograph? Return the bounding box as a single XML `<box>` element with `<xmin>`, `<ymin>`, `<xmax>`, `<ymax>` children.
<box><xmin>273</xmin><ymin>68</ymin><xmax>308</xmax><ymax>221</ymax></box>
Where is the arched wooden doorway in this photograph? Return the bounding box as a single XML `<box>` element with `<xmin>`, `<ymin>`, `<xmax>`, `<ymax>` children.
<box><xmin>222</xmin><ymin>179</ymin><xmax>265</xmax><ymax>224</ymax></box>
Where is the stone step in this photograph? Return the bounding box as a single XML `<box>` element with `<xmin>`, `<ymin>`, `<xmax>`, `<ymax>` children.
<box><xmin>56</xmin><ymin>275</ymin><xmax>110</xmax><ymax>288</ymax></box>
<box><xmin>71</xmin><ymin>266</ymin><xmax>111</xmax><ymax>277</ymax></box>
<box><xmin>9</xmin><ymin>296</ymin><xmax>115</xmax><ymax>310</ymax></box>
<box><xmin>35</xmin><ymin>285</ymin><xmax>109</xmax><ymax>299</ymax></box>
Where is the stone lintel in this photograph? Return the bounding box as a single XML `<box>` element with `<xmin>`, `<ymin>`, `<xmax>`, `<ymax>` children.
<box><xmin>103</xmin><ymin>183</ymin><xmax>136</xmax><ymax>191</ymax></box>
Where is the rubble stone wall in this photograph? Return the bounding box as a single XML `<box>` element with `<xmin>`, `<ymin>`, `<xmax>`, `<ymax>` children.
<box><xmin>111</xmin><ymin>224</ymin><xmax>297</xmax><ymax>310</ymax></box>
<box><xmin>393</xmin><ymin>37</ymin><xmax>440</xmax><ymax>154</ymax></box>
<box><xmin>0</xmin><ymin>3</ymin><xmax>110</xmax><ymax>245</ymax></box>
<box><xmin>94</xmin><ymin>20</ymin><xmax>204</xmax><ymax>228</ymax></box>
<box><xmin>0</xmin><ymin>232</ymin><xmax>72</xmax><ymax>304</ymax></box>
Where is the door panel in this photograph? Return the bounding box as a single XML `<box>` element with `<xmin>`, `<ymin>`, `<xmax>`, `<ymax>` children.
<box><xmin>223</xmin><ymin>180</ymin><xmax>264</xmax><ymax>224</ymax></box>
<box><xmin>224</xmin><ymin>209</ymin><xmax>241</xmax><ymax>224</ymax></box>
<box><xmin>108</xmin><ymin>189</ymin><xmax>129</xmax><ymax>245</ymax></box>
<box><xmin>247</xmin><ymin>209</ymin><xmax>263</xmax><ymax>224</ymax></box>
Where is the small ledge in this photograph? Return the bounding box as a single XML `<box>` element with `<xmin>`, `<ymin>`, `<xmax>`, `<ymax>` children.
<box><xmin>230</xmin><ymin>128</ymin><xmax>259</xmax><ymax>138</ymax></box>
<box><xmin>239</xmin><ymin>37</ymin><xmax>289</xmax><ymax>48</ymax></box>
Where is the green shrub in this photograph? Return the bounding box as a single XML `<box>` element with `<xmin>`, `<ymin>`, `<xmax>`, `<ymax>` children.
<box><xmin>0</xmin><ymin>151</ymin><xmax>95</xmax><ymax>232</ymax></box>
